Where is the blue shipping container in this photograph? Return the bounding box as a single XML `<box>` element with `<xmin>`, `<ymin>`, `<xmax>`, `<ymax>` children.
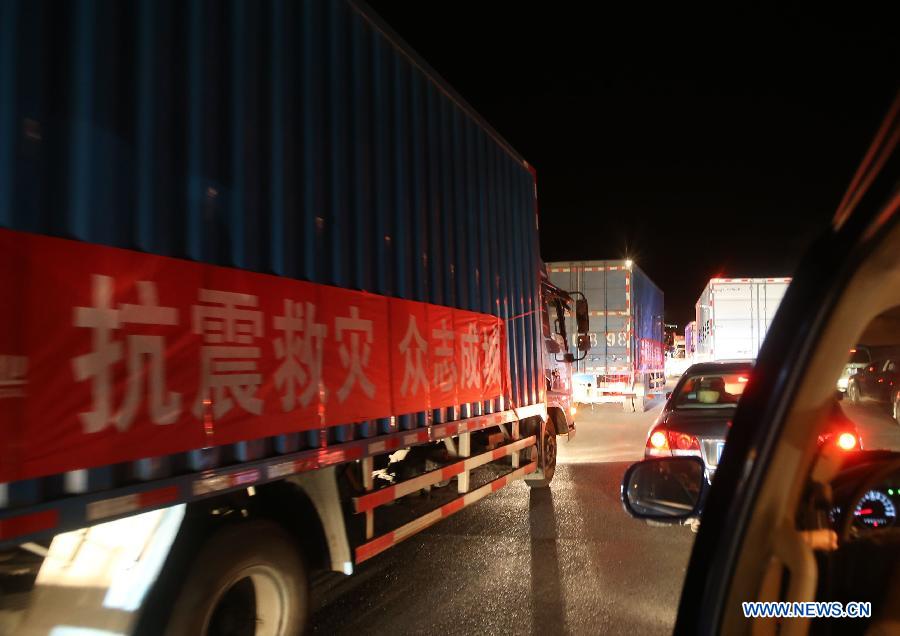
<box><xmin>0</xmin><ymin>0</ymin><xmax>543</xmax><ymax>408</ymax></box>
<box><xmin>0</xmin><ymin>0</ymin><xmax>545</xmax><ymax>498</ymax></box>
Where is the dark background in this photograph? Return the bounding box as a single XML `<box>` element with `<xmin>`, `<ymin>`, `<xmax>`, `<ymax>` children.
<box><xmin>365</xmin><ymin>2</ymin><xmax>898</xmax><ymax>325</ymax></box>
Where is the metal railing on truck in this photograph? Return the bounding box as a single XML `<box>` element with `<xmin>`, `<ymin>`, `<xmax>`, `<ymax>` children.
<box><xmin>0</xmin><ymin>402</ymin><xmax>545</xmax><ymax>556</ymax></box>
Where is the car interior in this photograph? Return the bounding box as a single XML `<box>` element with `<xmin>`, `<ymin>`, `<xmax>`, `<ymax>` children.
<box><xmin>675</xmin><ymin>374</ymin><xmax>747</xmax><ymax>407</ymax></box>
<box><xmin>720</xmin><ymin>218</ymin><xmax>900</xmax><ymax>636</ymax></box>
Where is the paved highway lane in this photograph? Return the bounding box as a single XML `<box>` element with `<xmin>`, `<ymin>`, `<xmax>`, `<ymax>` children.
<box><xmin>310</xmin><ymin>400</ymin><xmax>695</xmax><ymax>635</ymax></box>
<box><xmin>841</xmin><ymin>401</ymin><xmax>900</xmax><ymax>451</ymax></box>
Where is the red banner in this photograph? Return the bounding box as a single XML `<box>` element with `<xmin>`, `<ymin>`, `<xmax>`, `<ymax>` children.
<box><xmin>638</xmin><ymin>338</ymin><xmax>664</xmax><ymax>371</ymax></box>
<box><xmin>0</xmin><ymin>230</ymin><xmax>508</xmax><ymax>482</ymax></box>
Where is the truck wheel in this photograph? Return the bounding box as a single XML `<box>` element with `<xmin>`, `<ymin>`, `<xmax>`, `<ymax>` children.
<box><xmin>527</xmin><ymin>418</ymin><xmax>557</xmax><ymax>489</ymax></box>
<box><xmin>848</xmin><ymin>382</ymin><xmax>860</xmax><ymax>404</ymax></box>
<box><xmin>165</xmin><ymin>520</ymin><xmax>307</xmax><ymax>636</ymax></box>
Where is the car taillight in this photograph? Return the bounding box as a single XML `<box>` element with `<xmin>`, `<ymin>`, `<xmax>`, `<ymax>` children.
<box><xmin>837</xmin><ymin>432</ymin><xmax>858</xmax><ymax>451</ymax></box>
<box><xmin>818</xmin><ymin>431</ymin><xmax>859</xmax><ymax>451</ymax></box>
<box><xmin>646</xmin><ymin>428</ymin><xmax>700</xmax><ymax>453</ymax></box>
<box><xmin>648</xmin><ymin>430</ymin><xmax>668</xmax><ymax>449</ymax></box>
<box><xmin>668</xmin><ymin>431</ymin><xmax>701</xmax><ymax>451</ymax></box>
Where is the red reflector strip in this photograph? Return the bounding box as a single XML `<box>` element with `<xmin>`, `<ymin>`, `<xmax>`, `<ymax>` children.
<box><xmin>352</xmin><ymin>436</ymin><xmax>536</xmax><ymax>513</ymax></box>
<box><xmin>355</xmin><ymin>533</ymin><xmax>395</xmax><ymax>563</ymax></box>
<box><xmin>0</xmin><ymin>509</ymin><xmax>59</xmax><ymax>541</ymax></box>
<box><xmin>355</xmin><ymin>461</ymin><xmax>536</xmax><ymax>563</ymax></box>
<box><xmin>86</xmin><ymin>485</ymin><xmax>181</xmax><ymax>522</ymax></box>
<box><xmin>140</xmin><ymin>485</ymin><xmax>180</xmax><ymax>508</ymax></box>
<box><xmin>193</xmin><ymin>468</ymin><xmax>261</xmax><ymax>496</ymax></box>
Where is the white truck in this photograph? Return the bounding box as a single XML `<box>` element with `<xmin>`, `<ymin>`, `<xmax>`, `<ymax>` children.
<box><xmin>694</xmin><ymin>278</ymin><xmax>792</xmax><ymax>362</ymax></box>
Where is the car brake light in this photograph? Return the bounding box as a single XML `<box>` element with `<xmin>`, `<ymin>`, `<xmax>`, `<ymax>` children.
<box><xmin>837</xmin><ymin>432</ymin><xmax>858</xmax><ymax>451</ymax></box>
<box><xmin>668</xmin><ymin>431</ymin><xmax>701</xmax><ymax>451</ymax></box>
<box><xmin>648</xmin><ymin>430</ymin><xmax>668</xmax><ymax>450</ymax></box>
<box><xmin>646</xmin><ymin>428</ymin><xmax>700</xmax><ymax>452</ymax></box>
<box><xmin>738</xmin><ymin>376</ymin><xmax>749</xmax><ymax>383</ymax></box>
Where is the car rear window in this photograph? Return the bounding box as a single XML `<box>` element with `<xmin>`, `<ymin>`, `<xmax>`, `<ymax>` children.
<box><xmin>674</xmin><ymin>373</ymin><xmax>750</xmax><ymax>408</ymax></box>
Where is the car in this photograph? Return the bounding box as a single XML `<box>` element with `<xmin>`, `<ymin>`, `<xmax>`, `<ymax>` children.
<box><xmin>847</xmin><ymin>356</ymin><xmax>900</xmax><ymax>422</ymax></box>
<box><xmin>645</xmin><ymin>361</ymin><xmax>754</xmax><ymax>483</ymax></box>
<box><xmin>837</xmin><ymin>345</ymin><xmax>872</xmax><ymax>393</ymax></box>
<box><xmin>622</xmin><ymin>95</ymin><xmax>900</xmax><ymax>633</ymax></box>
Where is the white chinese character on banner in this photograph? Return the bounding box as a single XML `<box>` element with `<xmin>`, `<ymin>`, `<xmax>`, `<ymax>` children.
<box><xmin>72</xmin><ymin>275</ymin><xmax>180</xmax><ymax>433</ymax></box>
<box><xmin>273</xmin><ymin>299</ymin><xmax>328</xmax><ymax>411</ymax></box>
<box><xmin>432</xmin><ymin>319</ymin><xmax>457</xmax><ymax>392</ymax></box>
<box><xmin>192</xmin><ymin>289</ymin><xmax>264</xmax><ymax>419</ymax></box>
<box><xmin>398</xmin><ymin>314</ymin><xmax>428</xmax><ymax>397</ymax></box>
<box><xmin>460</xmin><ymin>322</ymin><xmax>481</xmax><ymax>390</ymax></box>
<box><xmin>482</xmin><ymin>323</ymin><xmax>502</xmax><ymax>389</ymax></box>
<box><xmin>335</xmin><ymin>306</ymin><xmax>375</xmax><ymax>402</ymax></box>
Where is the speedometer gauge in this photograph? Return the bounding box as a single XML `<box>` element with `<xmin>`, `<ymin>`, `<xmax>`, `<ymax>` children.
<box><xmin>854</xmin><ymin>490</ymin><xmax>897</xmax><ymax>528</ymax></box>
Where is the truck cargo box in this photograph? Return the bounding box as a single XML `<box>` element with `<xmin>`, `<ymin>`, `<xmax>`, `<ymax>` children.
<box><xmin>694</xmin><ymin>278</ymin><xmax>792</xmax><ymax>362</ymax></box>
<box><xmin>0</xmin><ymin>0</ymin><xmax>548</xmax><ymax>515</ymax></box>
<box><xmin>547</xmin><ymin>260</ymin><xmax>664</xmax><ymax>409</ymax></box>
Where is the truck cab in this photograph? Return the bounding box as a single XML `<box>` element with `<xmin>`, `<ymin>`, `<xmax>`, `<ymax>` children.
<box><xmin>540</xmin><ymin>277</ymin><xmax>588</xmax><ymax>440</ymax></box>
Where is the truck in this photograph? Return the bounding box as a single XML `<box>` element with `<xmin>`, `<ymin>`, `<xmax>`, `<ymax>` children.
<box><xmin>665</xmin><ymin>335</ymin><xmax>691</xmax><ymax>378</ymax></box>
<box><xmin>0</xmin><ymin>2</ymin><xmax>589</xmax><ymax>634</ymax></box>
<box><xmin>546</xmin><ymin>260</ymin><xmax>665</xmax><ymax>411</ymax></box>
<box><xmin>693</xmin><ymin>278</ymin><xmax>792</xmax><ymax>362</ymax></box>
<box><xmin>684</xmin><ymin>320</ymin><xmax>697</xmax><ymax>358</ymax></box>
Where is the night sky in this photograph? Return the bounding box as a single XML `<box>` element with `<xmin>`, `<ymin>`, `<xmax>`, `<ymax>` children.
<box><xmin>366</xmin><ymin>2</ymin><xmax>898</xmax><ymax>325</ymax></box>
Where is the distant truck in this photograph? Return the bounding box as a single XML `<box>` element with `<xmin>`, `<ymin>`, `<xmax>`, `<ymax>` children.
<box><xmin>547</xmin><ymin>260</ymin><xmax>665</xmax><ymax>411</ymax></box>
<box><xmin>694</xmin><ymin>278</ymin><xmax>792</xmax><ymax>362</ymax></box>
<box><xmin>665</xmin><ymin>342</ymin><xmax>691</xmax><ymax>378</ymax></box>
<box><xmin>685</xmin><ymin>321</ymin><xmax>697</xmax><ymax>358</ymax></box>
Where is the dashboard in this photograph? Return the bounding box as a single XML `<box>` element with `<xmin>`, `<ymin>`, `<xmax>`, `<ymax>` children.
<box><xmin>820</xmin><ymin>453</ymin><xmax>900</xmax><ymax>538</ymax></box>
<box><xmin>851</xmin><ymin>488</ymin><xmax>898</xmax><ymax>529</ymax></box>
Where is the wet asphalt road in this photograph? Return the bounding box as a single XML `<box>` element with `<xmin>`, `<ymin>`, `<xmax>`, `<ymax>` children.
<box><xmin>309</xmin><ymin>398</ymin><xmax>695</xmax><ymax>635</ymax></box>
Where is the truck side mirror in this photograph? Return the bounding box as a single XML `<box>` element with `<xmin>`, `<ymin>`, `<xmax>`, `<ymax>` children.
<box><xmin>577</xmin><ymin>334</ymin><xmax>591</xmax><ymax>353</ymax></box>
<box><xmin>575</xmin><ymin>298</ymin><xmax>589</xmax><ymax>334</ymax></box>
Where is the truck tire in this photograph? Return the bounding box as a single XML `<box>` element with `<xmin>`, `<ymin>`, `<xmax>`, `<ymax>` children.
<box><xmin>848</xmin><ymin>381</ymin><xmax>860</xmax><ymax>404</ymax></box>
<box><xmin>527</xmin><ymin>418</ymin><xmax>557</xmax><ymax>489</ymax></box>
<box><xmin>164</xmin><ymin>520</ymin><xmax>307</xmax><ymax>636</ymax></box>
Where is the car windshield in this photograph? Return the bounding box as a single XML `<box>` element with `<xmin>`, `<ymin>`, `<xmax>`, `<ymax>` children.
<box><xmin>673</xmin><ymin>372</ymin><xmax>749</xmax><ymax>409</ymax></box>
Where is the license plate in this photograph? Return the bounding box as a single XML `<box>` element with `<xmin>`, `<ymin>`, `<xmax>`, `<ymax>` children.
<box><xmin>716</xmin><ymin>442</ymin><xmax>725</xmax><ymax>463</ymax></box>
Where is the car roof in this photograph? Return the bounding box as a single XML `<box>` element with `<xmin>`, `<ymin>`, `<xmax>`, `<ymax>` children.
<box><xmin>683</xmin><ymin>361</ymin><xmax>754</xmax><ymax>375</ymax></box>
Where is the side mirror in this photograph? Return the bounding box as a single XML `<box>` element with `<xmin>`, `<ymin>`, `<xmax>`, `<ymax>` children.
<box><xmin>575</xmin><ymin>298</ymin><xmax>589</xmax><ymax>334</ymax></box>
<box><xmin>576</xmin><ymin>333</ymin><xmax>591</xmax><ymax>353</ymax></box>
<box><xmin>665</xmin><ymin>391</ymin><xmax>673</xmax><ymax>400</ymax></box>
<box><xmin>557</xmin><ymin>353</ymin><xmax>575</xmax><ymax>364</ymax></box>
<box><xmin>621</xmin><ymin>457</ymin><xmax>706</xmax><ymax>522</ymax></box>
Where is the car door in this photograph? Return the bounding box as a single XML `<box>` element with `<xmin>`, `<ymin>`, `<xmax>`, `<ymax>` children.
<box><xmin>876</xmin><ymin>359</ymin><xmax>899</xmax><ymax>403</ymax></box>
<box><xmin>855</xmin><ymin>360</ymin><xmax>878</xmax><ymax>398</ymax></box>
<box><xmin>673</xmin><ymin>95</ymin><xmax>899</xmax><ymax>635</ymax></box>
